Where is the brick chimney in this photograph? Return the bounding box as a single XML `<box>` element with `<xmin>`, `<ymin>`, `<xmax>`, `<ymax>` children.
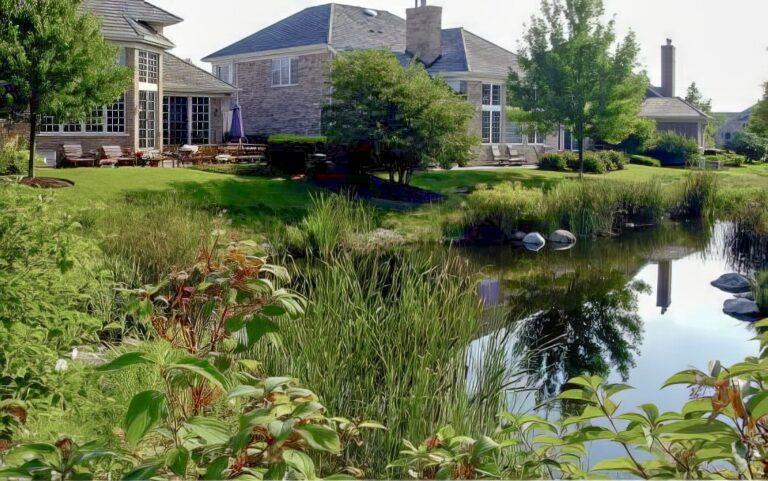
<box><xmin>661</xmin><ymin>39</ymin><xmax>676</xmax><ymax>98</ymax></box>
<box><xmin>406</xmin><ymin>0</ymin><xmax>443</xmax><ymax>66</ymax></box>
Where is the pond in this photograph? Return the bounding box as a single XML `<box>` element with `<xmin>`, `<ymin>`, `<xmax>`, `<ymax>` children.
<box><xmin>461</xmin><ymin>221</ymin><xmax>764</xmax><ymax>421</ymax></box>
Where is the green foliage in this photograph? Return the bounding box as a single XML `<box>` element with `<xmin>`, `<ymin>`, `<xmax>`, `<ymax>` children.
<box><xmin>684</xmin><ymin>82</ymin><xmax>716</xmax><ymax>147</ymax></box>
<box><xmin>300</xmin><ymin>194</ymin><xmax>380</xmax><ymax>257</ymax></box>
<box><xmin>727</xmin><ymin>131</ymin><xmax>768</xmax><ymax>162</ymax></box>
<box><xmin>645</xmin><ymin>132</ymin><xmax>700</xmax><ymax>165</ymax></box>
<box><xmin>323</xmin><ymin>49</ymin><xmax>477</xmax><ymax>184</ymax></box>
<box><xmin>0</xmin><ymin>139</ymin><xmax>26</xmax><ymax>175</ymax></box>
<box><xmin>538</xmin><ymin>153</ymin><xmax>569</xmax><ymax>171</ymax></box>
<box><xmin>748</xmin><ymin>82</ymin><xmax>768</xmax><ymax>137</ymax></box>
<box><xmin>0</xmin><ymin>0</ymin><xmax>132</xmax><ymax>177</ymax></box>
<box><xmin>755</xmin><ymin>271</ymin><xmax>768</xmax><ymax>315</ymax></box>
<box><xmin>268</xmin><ymin>134</ymin><xmax>328</xmax><ymax>145</ymax></box>
<box><xmin>0</xmin><ymin>185</ymin><xmax>113</xmax><ymax>446</ymax></box>
<box><xmin>619</xmin><ymin>118</ymin><xmax>656</xmax><ymax>154</ymax></box>
<box><xmin>460</xmin><ymin>182</ymin><xmax>546</xmax><ymax>235</ymax></box>
<box><xmin>706</xmin><ymin>151</ymin><xmax>748</xmax><ymax>167</ymax></box>
<box><xmin>582</xmin><ymin>153</ymin><xmax>608</xmax><ymax>174</ymax></box>
<box><xmin>508</xmin><ymin>0</ymin><xmax>648</xmax><ymax>171</ymax></box>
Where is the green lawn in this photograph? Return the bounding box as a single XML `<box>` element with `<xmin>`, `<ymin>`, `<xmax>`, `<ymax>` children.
<box><xmin>33</xmin><ymin>162</ymin><xmax>768</xmax><ymax>239</ymax></box>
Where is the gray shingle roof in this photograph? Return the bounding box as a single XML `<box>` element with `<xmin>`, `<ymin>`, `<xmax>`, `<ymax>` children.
<box><xmin>163</xmin><ymin>54</ymin><xmax>236</xmax><ymax>95</ymax></box>
<box><xmin>203</xmin><ymin>3</ymin><xmax>517</xmax><ymax>78</ymax></box>
<box><xmin>82</xmin><ymin>0</ymin><xmax>181</xmax><ymax>48</ymax></box>
<box><xmin>641</xmin><ymin>97</ymin><xmax>709</xmax><ymax>120</ymax></box>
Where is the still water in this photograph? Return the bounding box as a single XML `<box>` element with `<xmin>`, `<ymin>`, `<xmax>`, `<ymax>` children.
<box><xmin>463</xmin><ymin>222</ymin><xmax>764</xmax><ymax>418</ymax></box>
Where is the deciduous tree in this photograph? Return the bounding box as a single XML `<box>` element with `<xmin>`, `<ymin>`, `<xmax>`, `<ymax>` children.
<box><xmin>684</xmin><ymin>82</ymin><xmax>716</xmax><ymax>146</ymax></box>
<box><xmin>322</xmin><ymin>50</ymin><xmax>476</xmax><ymax>185</ymax></box>
<box><xmin>0</xmin><ymin>0</ymin><xmax>131</xmax><ymax>178</ymax></box>
<box><xmin>508</xmin><ymin>0</ymin><xmax>647</xmax><ymax>175</ymax></box>
<box><xmin>749</xmin><ymin>82</ymin><xmax>768</xmax><ymax>138</ymax></box>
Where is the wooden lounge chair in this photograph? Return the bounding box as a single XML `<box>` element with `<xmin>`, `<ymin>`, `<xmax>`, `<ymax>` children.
<box><xmin>100</xmin><ymin>145</ymin><xmax>135</xmax><ymax>167</ymax></box>
<box><xmin>61</xmin><ymin>144</ymin><xmax>96</xmax><ymax>168</ymax></box>
<box><xmin>505</xmin><ymin>145</ymin><xmax>526</xmax><ymax>166</ymax></box>
<box><xmin>492</xmin><ymin>145</ymin><xmax>509</xmax><ymax>164</ymax></box>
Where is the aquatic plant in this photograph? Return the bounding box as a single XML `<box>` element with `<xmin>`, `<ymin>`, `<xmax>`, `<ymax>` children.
<box><xmin>301</xmin><ymin>193</ymin><xmax>380</xmax><ymax>257</ymax></box>
<box><xmin>458</xmin><ymin>182</ymin><xmax>545</xmax><ymax>237</ymax></box>
<box><xmin>756</xmin><ymin>271</ymin><xmax>768</xmax><ymax>315</ymax></box>
<box><xmin>668</xmin><ymin>171</ymin><xmax>719</xmax><ymax>220</ymax></box>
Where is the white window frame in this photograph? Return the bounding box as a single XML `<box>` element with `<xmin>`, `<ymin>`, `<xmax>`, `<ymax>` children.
<box><xmin>271</xmin><ymin>57</ymin><xmax>298</xmax><ymax>87</ymax></box>
<box><xmin>481</xmin><ymin>83</ymin><xmax>502</xmax><ymax>144</ymax></box>
<box><xmin>138</xmin><ymin>50</ymin><xmax>160</xmax><ymax>85</ymax></box>
<box><xmin>139</xmin><ymin>90</ymin><xmax>157</xmax><ymax>149</ymax></box>
<box><xmin>38</xmin><ymin>95</ymin><xmax>126</xmax><ymax>136</ymax></box>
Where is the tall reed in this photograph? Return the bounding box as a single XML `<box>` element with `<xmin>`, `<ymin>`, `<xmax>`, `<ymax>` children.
<box><xmin>258</xmin><ymin>250</ymin><xmax>510</xmax><ymax>476</ymax></box>
<box><xmin>756</xmin><ymin>271</ymin><xmax>768</xmax><ymax>316</ymax></box>
<box><xmin>668</xmin><ymin>171</ymin><xmax>719</xmax><ymax>220</ymax></box>
<box><xmin>300</xmin><ymin>194</ymin><xmax>380</xmax><ymax>256</ymax></box>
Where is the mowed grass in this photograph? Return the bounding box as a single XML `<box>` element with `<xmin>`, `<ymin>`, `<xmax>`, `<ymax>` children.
<box><xmin>40</xmin><ymin>167</ymin><xmax>319</xmax><ymax>226</ymax></box>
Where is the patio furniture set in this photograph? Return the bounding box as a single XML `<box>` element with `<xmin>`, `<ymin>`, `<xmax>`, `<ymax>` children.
<box><xmin>492</xmin><ymin>145</ymin><xmax>527</xmax><ymax>166</ymax></box>
<box><xmin>59</xmin><ymin>143</ymin><xmax>268</xmax><ymax>168</ymax></box>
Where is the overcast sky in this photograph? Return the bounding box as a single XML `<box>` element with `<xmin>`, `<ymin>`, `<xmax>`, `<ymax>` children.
<box><xmin>153</xmin><ymin>0</ymin><xmax>768</xmax><ymax>112</ymax></box>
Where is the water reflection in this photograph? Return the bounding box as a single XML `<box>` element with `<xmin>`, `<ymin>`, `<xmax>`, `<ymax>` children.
<box><xmin>463</xmin><ymin>222</ymin><xmax>761</xmax><ymax>409</ymax></box>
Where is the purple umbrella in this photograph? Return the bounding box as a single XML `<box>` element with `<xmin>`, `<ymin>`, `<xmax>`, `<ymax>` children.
<box><xmin>230</xmin><ymin>104</ymin><xmax>246</xmax><ymax>142</ymax></box>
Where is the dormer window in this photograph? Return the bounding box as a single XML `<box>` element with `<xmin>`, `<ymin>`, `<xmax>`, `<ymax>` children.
<box><xmin>138</xmin><ymin>50</ymin><xmax>159</xmax><ymax>84</ymax></box>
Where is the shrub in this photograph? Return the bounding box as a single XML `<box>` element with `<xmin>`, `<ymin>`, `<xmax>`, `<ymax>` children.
<box><xmin>630</xmin><ymin>154</ymin><xmax>661</xmax><ymax>167</ymax></box>
<box><xmin>0</xmin><ymin>142</ymin><xmax>26</xmax><ymax>175</ymax></box>
<box><xmin>645</xmin><ymin>132</ymin><xmax>700</xmax><ymax>165</ymax></box>
<box><xmin>727</xmin><ymin>131</ymin><xmax>767</xmax><ymax>162</ymax></box>
<box><xmin>268</xmin><ymin>134</ymin><xmax>328</xmax><ymax>145</ymax></box>
<box><xmin>582</xmin><ymin>152</ymin><xmax>608</xmax><ymax>174</ymax></box>
<box><xmin>599</xmin><ymin>150</ymin><xmax>628</xmax><ymax>171</ymax></box>
<box><xmin>539</xmin><ymin>153</ymin><xmax>568</xmax><ymax>171</ymax></box>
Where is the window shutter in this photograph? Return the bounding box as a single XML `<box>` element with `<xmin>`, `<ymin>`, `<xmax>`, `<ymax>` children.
<box><xmin>290</xmin><ymin>57</ymin><xmax>299</xmax><ymax>84</ymax></box>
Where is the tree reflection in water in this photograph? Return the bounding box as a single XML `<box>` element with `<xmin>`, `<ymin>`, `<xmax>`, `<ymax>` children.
<box><xmin>508</xmin><ymin>268</ymin><xmax>649</xmax><ymax>402</ymax></box>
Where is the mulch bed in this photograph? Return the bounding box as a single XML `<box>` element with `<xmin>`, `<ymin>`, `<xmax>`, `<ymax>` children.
<box><xmin>19</xmin><ymin>177</ymin><xmax>75</xmax><ymax>189</ymax></box>
<box><xmin>314</xmin><ymin>174</ymin><xmax>442</xmax><ymax>205</ymax></box>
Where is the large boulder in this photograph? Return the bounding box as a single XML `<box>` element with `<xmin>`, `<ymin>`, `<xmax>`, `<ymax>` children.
<box><xmin>711</xmin><ymin>273</ymin><xmax>752</xmax><ymax>293</ymax></box>
<box><xmin>724</xmin><ymin>298</ymin><xmax>761</xmax><ymax>319</ymax></box>
<box><xmin>549</xmin><ymin>230</ymin><xmax>577</xmax><ymax>245</ymax></box>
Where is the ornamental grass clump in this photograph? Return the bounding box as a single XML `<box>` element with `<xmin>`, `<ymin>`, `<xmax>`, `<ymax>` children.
<box><xmin>545</xmin><ymin>180</ymin><xmax>618</xmax><ymax>237</ymax></box>
<box><xmin>460</xmin><ymin>182</ymin><xmax>545</xmax><ymax>237</ymax></box>
<box><xmin>668</xmin><ymin>171</ymin><xmax>719</xmax><ymax>220</ymax></box>
<box><xmin>301</xmin><ymin>194</ymin><xmax>379</xmax><ymax>257</ymax></box>
<box><xmin>756</xmin><ymin>271</ymin><xmax>768</xmax><ymax>315</ymax></box>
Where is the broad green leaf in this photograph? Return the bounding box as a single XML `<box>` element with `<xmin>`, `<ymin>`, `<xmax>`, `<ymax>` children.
<box><xmin>244</xmin><ymin>317</ymin><xmax>279</xmax><ymax>347</ymax></box>
<box><xmin>283</xmin><ymin>450</ymin><xmax>316</xmax><ymax>480</ymax></box>
<box><xmin>165</xmin><ymin>447</ymin><xmax>189</xmax><ymax>476</ymax></box>
<box><xmin>203</xmin><ymin>456</ymin><xmax>229</xmax><ymax>480</ymax></box>
<box><xmin>471</xmin><ymin>436</ymin><xmax>498</xmax><ymax>459</ymax></box>
<box><xmin>95</xmin><ymin>352</ymin><xmax>152</xmax><ymax>372</ymax></box>
<box><xmin>122</xmin><ymin>463</ymin><xmax>161</xmax><ymax>481</ymax></box>
<box><xmin>682</xmin><ymin>398</ymin><xmax>713</xmax><ymax>417</ymax></box>
<box><xmin>184</xmin><ymin>417</ymin><xmax>231</xmax><ymax>445</ymax></box>
<box><xmin>123</xmin><ymin>390</ymin><xmax>167</xmax><ymax>446</ymax></box>
<box><xmin>591</xmin><ymin>457</ymin><xmax>642</xmax><ymax>475</ymax></box>
<box><xmin>262</xmin><ymin>305</ymin><xmax>287</xmax><ymax>317</ymax></box>
<box><xmin>226</xmin><ymin>385</ymin><xmax>263</xmax><ymax>401</ymax></box>
<box><xmin>264</xmin><ymin>377</ymin><xmax>293</xmax><ymax>393</ymax></box>
<box><xmin>5</xmin><ymin>444</ymin><xmax>57</xmax><ymax>465</ymax></box>
<box><xmin>747</xmin><ymin>392</ymin><xmax>768</xmax><ymax>420</ymax></box>
<box><xmin>170</xmin><ymin>358</ymin><xmax>228</xmax><ymax>390</ymax></box>
<box><xmin>558</xmin><ymin>389</ymin><xmax>595</xmax><ymax>403</ymax></box>
<box><xmin>662</xmin><ymin>370</ymin><xmax>707</xmax><ymax>388</ymax></box>
<box><xmin>292</xmin><ymin>401</ymin><xmax>324</xmax><ymax>419</ymax></box>
<box><xmin>604</xmin><ymin>383</ymin><xmax>634</xmax><ymax>398</ymax></box>
<box><xmin>295</xmin><ymin>424</ymin><xmax>341</xmax><ymax>454</ymax></box>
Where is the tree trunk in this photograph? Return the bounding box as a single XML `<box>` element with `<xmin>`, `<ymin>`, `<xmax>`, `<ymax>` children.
<box><xmin>27</xmin><ymin>111</ymin><xmax>38</xmax><ymax>179</ymax></box>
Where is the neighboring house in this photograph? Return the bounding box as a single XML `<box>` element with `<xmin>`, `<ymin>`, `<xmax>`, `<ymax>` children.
<box><xmin>203</xmin><ymin>1</ymin><xmax>561</xmax><ymax>163</ymax></box>
<box><xmin>715</xmin><ymin>107</ymin><xmax>754</xmax><ymax>147</ymax></box>
<box><xmin>36</xmin><ymin>0</ymin><xmax>236</xmax><ymax>164</ymax></box>
<box><xmin>640</xmin><ymin>40</ymin><xmax>709</xmax><ymax>148</ymax></box>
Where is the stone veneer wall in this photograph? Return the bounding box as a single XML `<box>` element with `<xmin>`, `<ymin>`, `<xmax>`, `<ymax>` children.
<box><xmin>235</xmin><ymin>52</ymin><xmax>331</xmax><ymax>137</ymax></box>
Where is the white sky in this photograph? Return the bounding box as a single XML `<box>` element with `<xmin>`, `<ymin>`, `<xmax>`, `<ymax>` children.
<box><xmin>154</xmin><ymin>0</ymin><xmax>768</xmax><ymax>112</ymax></box>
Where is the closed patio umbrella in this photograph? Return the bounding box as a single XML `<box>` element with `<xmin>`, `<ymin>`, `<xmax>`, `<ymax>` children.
<box><xmin>230</xmin><ymin>104</ymin><xmax>246</xmax><ymax>142</ymax></box>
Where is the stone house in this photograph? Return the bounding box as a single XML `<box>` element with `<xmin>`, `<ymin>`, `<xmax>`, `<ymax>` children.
<box><xmin>36</xmin><ymin>0</ymin><xmax>236</xmax><ymax>164</ymax></box>
<box><xmin>203</xmin><ymin>1</ymin><xmax>564</xmax><ymax>163</ymax></box>
<box><xmin>641</xmin><ymin>40</ymin><xmax>709</xmax><ymax>148</ymax></box>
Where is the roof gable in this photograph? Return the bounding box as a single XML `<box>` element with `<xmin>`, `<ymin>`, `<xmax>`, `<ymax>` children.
<box><xmin>82</xmin><ymin>0</ymin><xmax>180</xmax><ymax>48</ymax></box>
<box><xmin>329</xmin><ymin>4</ymin><xmax>405</xmax><ymax>52</ymax></box>
<box><xmin>641</xmin><ymin>97</ymin><xmax>709</xmax><ymax>120</ymax></box>
<box><xmin>204</xmin><ymin>5</ymin><xmax>332</xmax><ymax>60</ymax></box>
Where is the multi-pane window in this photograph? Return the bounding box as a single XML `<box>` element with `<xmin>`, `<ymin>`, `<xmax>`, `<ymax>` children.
<box><xmin>40</xmin><ymin>115</ymin><xmax>59</xmax><ymax>133</ymax></box>
<box><xmin>163</xmin><ymin>96</ymin><xmax>189</xmax><ymax>145</ymax></box>
<box><xmin>481</xmin><ymin>83</ymin><xmax>503</xmax><ymax>143</ymax></box>
<box><xmin>85</xmin><ymin>108</ymin><xmax>104</xmax><ymax>133</ymax></box>
<box><xmin>505</xmin><ymin>122</ymin><xmax>524</xmax><ymax>144</ymax></box>
<box><xmin>40</xmin><ymin>95</ymin><xmax>125</xmax><ymax>134</ymax></box>
<box><xmin>271</xmin><ymin>57</ymin><xmax>298</xmax><ymax>86</ymax></box>
<box><xmin>191</xmin><ymin>97</ymin><xmax>210</xmax><ymax>144</ymax></box>
<box><xmin>106</xmin><ymin>95</ymin><xmax>125</xmax><ymax>133</ymax></box>
<box><xmin>215</xmin><ymin>65</ymin><xmax>231</xmax><ymax>83</ymax></box>
<box><xmin>138</xmin><ymin>50</ymin><xmax>159</xmax><ymax>84</ymax></box>
<box><xmin>139</xmin><ymin>91</ymin><xmax>157</xmax><ymax>149</ymax></box>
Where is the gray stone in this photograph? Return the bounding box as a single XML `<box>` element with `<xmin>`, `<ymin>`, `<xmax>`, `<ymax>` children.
<box><xmin>735</xmin><ymin>291</ymin><xmax>756</xmax><ymax>301</ymax></box>
<box><xmin>711</xmin><ymin>273</ymin><xmax>752</xmax><ymax>293</ymax></box>
<box><xmin>523</xmin><ymin>232</ymin><xmax>546</xmax><ymax>247</ymax></box>
<box><xmin>723</xmin><ymin>298</ymin><xmax>761</xmax><ymax>317</ymax></box>
<box><xmin>549</xmin><ymin>230</ymin><xmax>577</xmax><ymax>245</ymax></box>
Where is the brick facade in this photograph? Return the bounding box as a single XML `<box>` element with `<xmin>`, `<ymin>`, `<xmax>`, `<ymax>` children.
<box><xmin>235</xmin><ymin>52</ymin><xmax>331</xmax><ymax>137</ymax></box>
